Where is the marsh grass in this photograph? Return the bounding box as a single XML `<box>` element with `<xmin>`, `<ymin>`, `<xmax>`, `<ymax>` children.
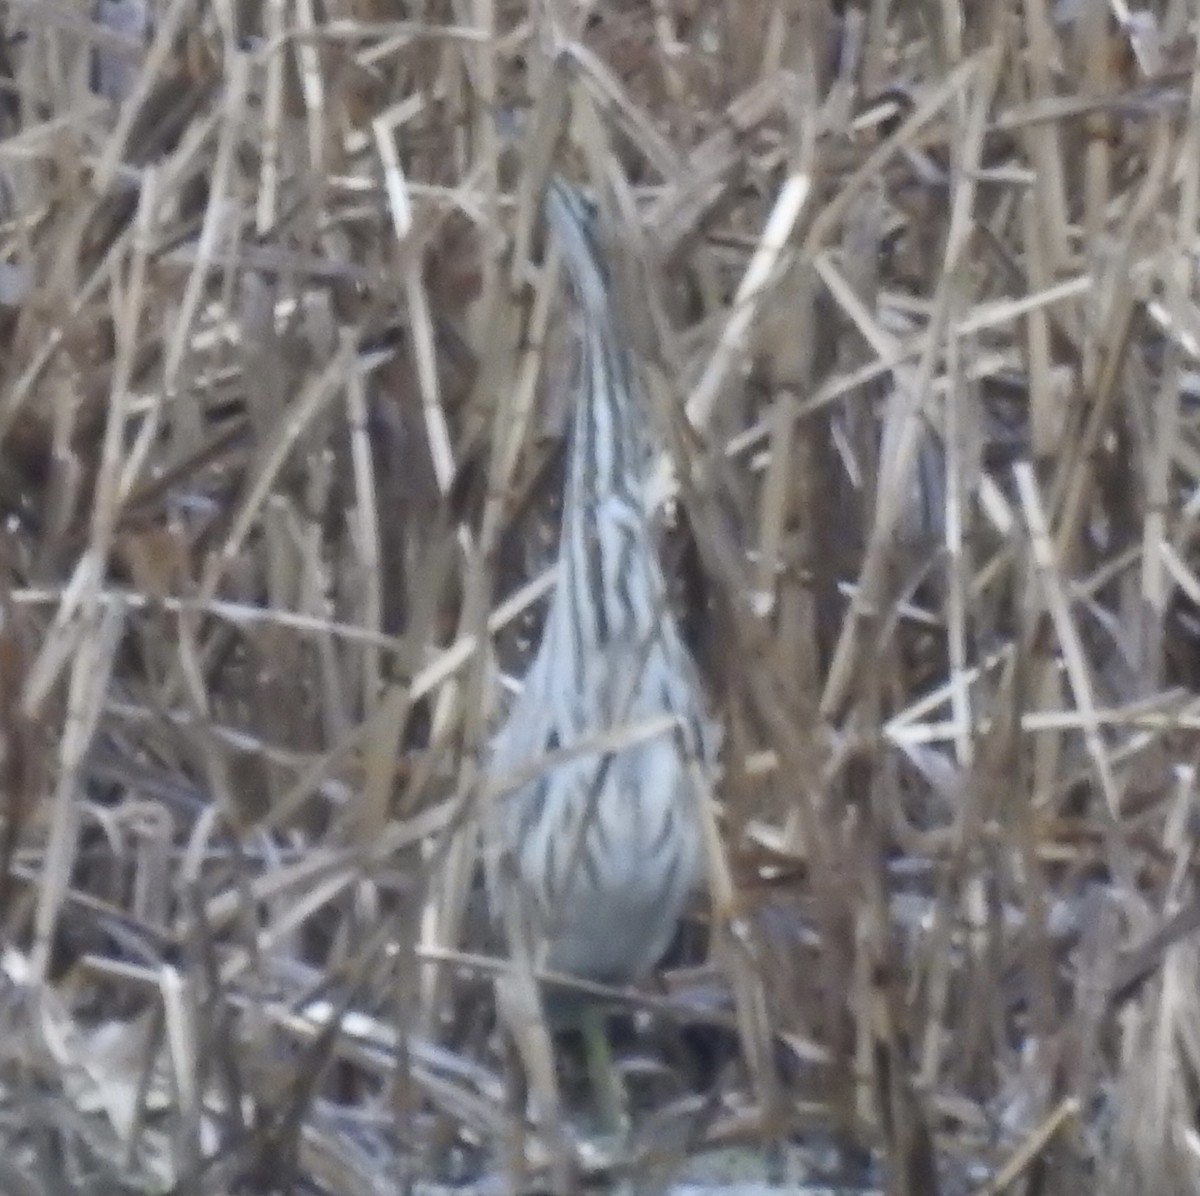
<box><xmin>0</xmin><ymin>1</ymin><xmax>1198</xmax><ymax>1193</ymax></box>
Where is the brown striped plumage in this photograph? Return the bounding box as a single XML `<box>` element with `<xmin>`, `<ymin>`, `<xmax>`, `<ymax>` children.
<box><xmin>486</xmin><ymin>178</ymin><xmax>717</xmax><ymax>1003</ymax></box>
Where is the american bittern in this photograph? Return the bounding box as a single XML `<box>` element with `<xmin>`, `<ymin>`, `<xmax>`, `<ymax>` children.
<box><xmin>486</xmin><ymin>177</ymin><xmax>718</xmax><ymax>1133</ymax></box>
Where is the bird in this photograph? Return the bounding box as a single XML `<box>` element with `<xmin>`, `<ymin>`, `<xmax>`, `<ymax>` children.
<box><xmin>485</xmin><ymin>175</ymin><xmax>719</xmax><ymax>1133</ymax></box>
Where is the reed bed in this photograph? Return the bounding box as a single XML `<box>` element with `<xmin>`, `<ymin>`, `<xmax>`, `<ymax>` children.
<box><xmin>0</xmin><ymin>1</ymin><xmax>1198</xmax><ymax>1193</ymax></box>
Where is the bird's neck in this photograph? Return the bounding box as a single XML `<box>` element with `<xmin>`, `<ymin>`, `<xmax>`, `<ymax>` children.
<box><xmin>555</xmin><ymin>330</ymin><xmax>664</xmax><ymax>652</ymax></box>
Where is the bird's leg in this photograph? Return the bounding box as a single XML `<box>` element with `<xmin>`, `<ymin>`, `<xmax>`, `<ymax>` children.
<box><xmin>580</xmin><ymin>1003</ymin><xmax>631</xmax><ymax>1141</ymax></box>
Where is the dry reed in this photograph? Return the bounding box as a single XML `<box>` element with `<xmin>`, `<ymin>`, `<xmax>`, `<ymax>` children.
<box><xmin>0</xmin><ymin>1</ymin><xmax>1197</xmax><ymax>1193</ymax></box>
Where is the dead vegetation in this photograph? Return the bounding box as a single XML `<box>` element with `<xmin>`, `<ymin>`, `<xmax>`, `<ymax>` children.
<box><xmin>1</xmin><ymin>0</ymin><xmax>1200</xmax><ymax>1193</ymax></box>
